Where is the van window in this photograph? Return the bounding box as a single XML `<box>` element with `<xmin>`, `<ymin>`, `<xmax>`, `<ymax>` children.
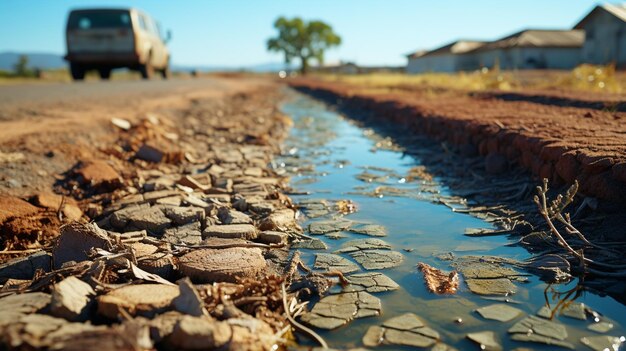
<box><xmin>68</xmin><ymin>10</ymin><xmax>132</xmax><ymax>30</ymax></box>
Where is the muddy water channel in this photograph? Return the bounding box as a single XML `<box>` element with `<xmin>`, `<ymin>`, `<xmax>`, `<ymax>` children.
<box><xmin>277</xmin><ymin>91</ymin><xmax>626</xmax><ymax>350</ymax></box>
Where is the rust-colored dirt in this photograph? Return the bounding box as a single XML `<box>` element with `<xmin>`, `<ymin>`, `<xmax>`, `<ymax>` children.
<box><xmin>289</xmin><ymin>78</ymin><xmax>626</xmax><ymax>202</ymax></box>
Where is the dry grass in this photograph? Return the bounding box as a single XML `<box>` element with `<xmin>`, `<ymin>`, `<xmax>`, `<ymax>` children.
<box><xmin>0</xmin><ymin>68</ymin><xmax>192</xmax><ymax>85</ymax></box>
<box><xmin>317</xmin><ymin>64</ymin><xmax>626</xmax><ymax>95</ymax></box>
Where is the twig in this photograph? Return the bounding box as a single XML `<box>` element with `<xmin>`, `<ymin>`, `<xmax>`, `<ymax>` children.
<box><xmin>281</xmin><ymin>282</ymin><xmax>328</xmax><ymax>349</ymax></box>
<box><xmin>0</xmin><ymin>248</ymin><xmax>47</xmax><ymax>255</ymax></box>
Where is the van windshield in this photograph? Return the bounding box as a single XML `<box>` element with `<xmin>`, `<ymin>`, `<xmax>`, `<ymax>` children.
<box><xmin>68</xmin><ymin>10</ymin><xmax>132</xmax><ymax>30</ymax></box>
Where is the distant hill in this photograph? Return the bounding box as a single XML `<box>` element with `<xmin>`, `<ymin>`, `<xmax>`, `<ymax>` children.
<box><xmin>0</xmin><ymin>52</ymin><xmax>66</xmax><ymax>71</ymax></box>
<box><xmin>0</xmin><ymin>51</ymin><xmax>293</xmax><ymax>73</ymax></box>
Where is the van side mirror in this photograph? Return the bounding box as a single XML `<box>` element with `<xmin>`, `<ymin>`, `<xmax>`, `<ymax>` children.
<box><xmin>165</xmin><ymin>30</ymin><xmax>172</xmax><ymax>43</ymax></box>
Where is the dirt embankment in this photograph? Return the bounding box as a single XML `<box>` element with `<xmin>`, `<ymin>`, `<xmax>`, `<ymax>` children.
<box><xmin>288</xmin><ymin>78</ymin><xmax>626</xmax><ymax>202</ymax></box>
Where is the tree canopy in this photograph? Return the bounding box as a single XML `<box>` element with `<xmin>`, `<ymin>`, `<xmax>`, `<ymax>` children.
<box><xmin>267</xmin><ymin>17</ymin><xmax>341</xmax><ymax>75</ymax></box>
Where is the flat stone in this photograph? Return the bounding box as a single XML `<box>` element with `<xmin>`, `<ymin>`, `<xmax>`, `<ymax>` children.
<box><xmin>383</xmin><ymin>313</ymin><xmax>425</xmax><ymax>330</ymax></box>
<box><xmin>97</xmin><ymin>284</ymin><xmax>180</xmax><ymax>319</ymax></box>
<box><xmin>137</xmin><ymin>252</ymin><xmax>175</xmax><ymax>279</ymax></box>
<box><xmin>314</xmin><ymin>253</ymin><xmax>359</xmax><ymax>273</ymax></box>
<box><xmin>109</xmin><ymin>204</ymin><xmax>151</xmax><ymax>229</ymax></box>
<box><xmin>562</xmin><ymin>302</ymin><xmax>587</xmax><ymax>320</ymax></box>
<box><xmin>345</xmin><ymin>272</ymin><xmax>399</xmax><ymax>292</ymax></box>
<box><xmin>309</xmin><ymin>218</ymin><xmax>353</xmax><ymax>235</ymax></box>
<box><xmin>580</xmin><ymin>335</ymin><xmax>624</xmax><ymax>351</ymax></box>
<box><xmin>348</xmin><ymin>223</ymin><xmax>387</xmax><ymax>237</ymax></box>
<box><xmin>292</xmin><ymin>238</ymin><xmax>328</xmax><ymax>250</ymax></box>
<box><xmin>537</xmin><ymin>306</ymin><xmax>553</xmax><ymax>319</ymax></box>
<box><xmin>476</xmin><ymin>303</ymin><xmax>523</xmax><ymax>322</ymax></box>
<box><xmin>511</xmin><ymin>333</ymin><xmax>574</xmax><ymax>349</ymax></box>
<box><xmin>0</xmin><ymin>251</ymin><xmax>51</xmax><ymax>281</ymax></box>
<box><xmin>31</xmin><ymin>192</ymin><xmax>83</xmax><ymax>220</ymax></box>
<box><xmin>349</xmin><ymin>250</ymin><xmax>404</xmax><ymax>270</ymax></box>
<box><xmin>300</xmin><ymin>291</ymin><xmax>381</xmax><ymax>329</ymax></box>
<box><xmin>168</xmin><ymin>315</ymin><xmax>232</xmax><ymax>350</ymax></box>
<box><xmin>162</xmin><ymin>222</ymin><xmax>203</xmax><ymax>245</ymax></box>
<box><xmin>364</xmin><ymin>313</ymin><xmax>440</xmax><ymax>348</ymax></box>
<box><xmin>588</xmin><ymin>321</ymin><xmax>614</xmax><ymax>333</ymax></box>
<box><xmin>73</xmin><ymin>160</ymin><xmax>122</xmax><ymax>189</ymax></box>
<box><xmin>217</xmin><ymin>207</ymin><xmax>252</xmax><ymax>225</ymax></box>
<box><xmin>127</xmin><ymin>206</ymin><xmax>172</xmax><ymax>234</ymax></box>
<box><xmin>384</xmin><ymin>328</ymin><xmax>437</xmax><ymax>348</ymax></box>
<box><xmin>136</xmin><ymin>143</ymin><xmax>165</xmax><ymax>163</ymax></box>
<box><xmin>508</xmin><ymin>315</ymin><xmax>568</xmax><ymax>341</ymax></box>
<box><xmin>362</xmin><ymin>325</ymin><xmax>385</xmax><ymax>347</ymax></box>
<box><xmin>467</xmin><ymin>331</ymin><xmax>502</xmax><ymax>351</ymax></box>
<box><xmin>178</xmin><ymin>248</ymin><xmax>266</xmax><ymax>283</ymax></box>
<box><xmin>173</xmin><ymin>278</ymin><xmax>207</xmax><ymax>317</ymax></box>
<box><xmin>202</xmin><ymin>224</ymin><xmax>257</xmax><ymax>240</ymax></box>
<box><xmin>258</xmin><ymin>231</ymin><xmax>288</xmax><ymax>245</ymax></box>
<box><xmin>335</xmin><ymin>238</ymin><xmax>391</xmax><ymax>253</ymax></box>
<box><xmin>465</xmin><ymin>278</ymin><xmax>517</xmax><ymax>296</ymax></box>
<box><xmin>162</xmin><ymin>206</ymin><xmax>204</xmax><ymax>226</ymax></box>
<box><xmin>130</xmin><ymin>242</ymin><xmax>159</xmax><ymax>258</ymax></box>
<box><xmin>177</xmin><ymin>175</ymin><xmax>210</xmax><ymax>191</ymax></box>
<box><xmin>50</xmin><ymin>276</ymin><xmax>95</xmax><ymax>321</ymax></box>
<box><xmin>0</xmin><ymin>292</ymin><xmax>51</xmax><ymax>327</ymax></box>
<box><xmin>258</xmin><ymin>208</ymin><xmax>297</xmax><ymax>231</ymax></box>
<box><xmin>52</xmin><ymin>222</ymin><xmax>113</xmax><ymax>269</ymax></box>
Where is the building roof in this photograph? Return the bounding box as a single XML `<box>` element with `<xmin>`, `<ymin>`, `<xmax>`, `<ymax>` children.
<box><xmin>574</xmin><ymin>3</ymin><xmax>626</xmax><ymax>28</ymax></box>
<box><xmin>407</xmin><ymin>40</ymin><xmax>485</xmax><ymax>59</ymax></box>
<box><xmin>475</xmin><ymin>29</ymin><xmax>584</xmax><ymax>51</ymax></box>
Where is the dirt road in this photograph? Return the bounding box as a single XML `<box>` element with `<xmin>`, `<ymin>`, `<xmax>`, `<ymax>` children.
<box><xmin>0</xmin><ymin>76</ymin><xmax>273</xmax><ymax>197</ymax></box>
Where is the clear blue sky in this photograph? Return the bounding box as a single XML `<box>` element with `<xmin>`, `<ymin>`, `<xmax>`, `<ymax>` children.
<box><xmin>0</xmin><ymin>0</ymin><xmax>600</xmax><ymax>67</ymax></box>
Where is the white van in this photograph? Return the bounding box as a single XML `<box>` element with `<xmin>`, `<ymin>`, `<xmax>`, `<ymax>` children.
<box><xmin>65</xmin><ymin>8</ymin><xmax>170</xmax><ymax>80</ymax></box>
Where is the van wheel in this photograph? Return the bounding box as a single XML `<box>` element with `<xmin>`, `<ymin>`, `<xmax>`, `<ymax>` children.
<box><xmin>160</xmin><ymin>65</ymin><xmax>170</xmax><ymax>79</ymax></box>
<box><xmin>98</xmin><ymin>68</ymin><xmax>111</xmax><ymax>80</ymax></box>
<box><xmin>139</xmin><ymin>60</ymin><xmax>154</xmax><ymax>79</ymax></box>
<box><xmin>70</xmin><ymin>63</ymin><xmax>85</xmax><ymax>81</ymax></box>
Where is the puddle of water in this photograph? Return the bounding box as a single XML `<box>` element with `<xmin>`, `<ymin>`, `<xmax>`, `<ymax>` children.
<box><xmin>278</xmin><ymin>90</ymin><xmax>626</xmax><ymax>350</ymax></box>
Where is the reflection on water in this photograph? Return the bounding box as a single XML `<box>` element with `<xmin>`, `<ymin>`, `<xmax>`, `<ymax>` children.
<box><xmin>278</xmin><ymin>90</ymin><xmax>626</xmax><ymax>350</ymax></box>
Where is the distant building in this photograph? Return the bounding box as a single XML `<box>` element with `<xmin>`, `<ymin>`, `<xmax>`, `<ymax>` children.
<box><xmin>574</xmin><ymin>3</ymin><xmax>626</xmax><ymax>68</ymax></box>
<box><xmin>471</xmin><ymin>29</ymin><xmax>584</xmax><ymax>70</ymax></box>
<box><xmin>406</xmin><ymin>40</ymin><xmax>485</xmax><ymax>73</ymax></box>
<box><xmin>314</xmin><ymin>61</ymin><xmax>360</xmax><ymax>74</ymax></box>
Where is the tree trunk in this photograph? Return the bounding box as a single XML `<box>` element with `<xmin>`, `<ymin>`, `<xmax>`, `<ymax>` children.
<box><xmin>300</xmin><ymin>57</ymin><xmax>309</xmax><ymax>75</ymax></box>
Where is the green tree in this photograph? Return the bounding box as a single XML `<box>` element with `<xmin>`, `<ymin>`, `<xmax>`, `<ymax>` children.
<box><xmin>13</xmin><ymin>55</ymin><xmax>30</xmax><ymax>77</ymax></box>
<box><xmin>267</xmin><ymin>17</ymin><xmax>341</xmax><ymax>75</ymax></box>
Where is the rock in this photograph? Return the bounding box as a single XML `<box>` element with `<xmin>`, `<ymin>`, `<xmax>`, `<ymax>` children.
<box><xmin>202</xmin><ymin>224</ymin><xmax>257</xmax><ymax>240</ymax></box>
<box><xmin>177</xmin><ymin>175</ymin><xmax>210</xmax><ymax>191</ymax></box>
<box><xmin>109</xmin><ymin>204</ymin><xmax>151</xmax><ymax>229</ymax></box>
<box><xmin>73</xmin><ymin>160</ymin><xmax>122</xmax><ymax>190</ymax></box>
<box><xmin>126</xmin><ymin>206</ymin><xmax>172</xmax><ymax>234</ymax></box>
<box><xmin>314</xmin><ymin>253</ymin><xmax>360</xmax><ymax>274</ymax></box>
<box><xmin>465</xmin><ymin>278</ymin><xmax>517</xmax><ymax>296</ymax></box>
<box><xmin>417</xmin><ymin>262</ymin><xmax>459</xmax><ymax>294</ymax></box>
<box><xmin>508</xmin><ymin>315</ymin><xmax>570</xmax><ymax>347</ymax></box>
<box><xmin>257</xmin><ymin>231</ymin><xmax>288</xmax><ymax>245</ymax></box>
<box><xmin>345</xmin><ymin>272</ymin><xmax>399</xmax><ymax>292</ymax></box>
<box><xmin>163</xmin><ymin>206</ymin><xmax>204</xmax><ymax>226</ymax></box>
<box><xmin>162</xmin><ymin>222</ymin><xmax>203</xmax><ymax>245</ymax></box>
<box><xmin>178</xmin><ymin>248</ymin><xmax>267</xmax><ymax>283</ymax></box>
<box><xmin>0</xmin><ymin>251</ymin><xmax>51</xmax><ymax>281</ymax></box>
<box><xmin>475</xmin><ymin>303</ymin><xmax>523</xmax><ymax>322</ymax></box>
<box><xmin>362</xmin><ymin>313</ymin><xmax>439</xmax><ymax>348</ymax></box>
<box><xmin>588</xmin><ymin>321</ymin><xmax>614</xmax><ymax>333</ymax></box>
<box><xmin>136</xmin><ymin>143</ymin><xmax>165</xmax><ymax>163</ymax></box>
<box><xmin>31</xmin><ymin>192</ymin><xmax>83</xmax><ymax>221</ymax></box>
<box><xmin>111</xmin><ymin>117</ymin><xmax>131</xmax><ymax>130</ymax></box>
<box><xmin>0</xmin><ymin>196</ymin><xmax>39</xmax><ymax>223</ymax></box>
<box><xmin>173</xmin><ymin>278</ymin><xmax>208</xmax><ymax>317</ymax></box>
<box><xmin>0</xmin><ymin>292</ymin><xmax>51</xmax><ymax>327</ymax></box>
<box><xmin>98</xmin><ymin>284</ymin><xmax>180</xmax><ymax>319</ymax></box>
<box><xmin>167</xmin><ymin>315</ymin><xmax>232</xmax><ymax>350</ymax></box>
<box><xmin>335</xmin><ymin>238</ymin><xmax>391</xmax><ymax>253</ymax></box>
<box><xmin>50</xmin><ymin>276</ymin><xmax>95</xmax><ymax>321</ymax></box>
<box><xmin>52</xmin><ymin>222</ymin><xmax>113</xmax><ymax>269</ymax></box>
<box><xmin>217</xmin><ymin>207</ymin><xmax>253</xmax><ymax>225</ymax></box>
<box><xmin>467</xmin><ymin>331</ymin><xmax>502</xmax><ymax>351</ymax></box>
<box><xmin>485</xmin><ymin>152</ymin><xmax>508</xmax><ymax>174</ymax></box>
<box><xmin>309</xmin><ymin>218</ymin><xmax>352</xmax><ymax>235</ymax></box>
<box><xmin>561</xmin><ymin>302</ymin><xmax>587</xmax><ymax>320</ymax></box>
<box><xmin>292</xmin><ymin>238</ymin><xmax>328</xmax><ymax>250</ymax></box>
<box><xmin>349</xmin><ymin>250</ymin><xmax>404</xmax><ymax>270</ymax></box>
<box><xmin>130</xmin><ymin>242</ymin><xmax>159</xmax><ymax>258</ymax></box>
<box><xmin>347</xmin><ymin>223</ymin><xmax>387</xmax><ymax>237</ymax></box>
<box><xmin>258</xmin><ymin>208</ymin><xmax>297</xmax><ymax>231</ymax></box>
<box><xmin>137</xmin><ymin>252</ymin><xmax>176</xmax><ymax>279</ymax></box>
<box><xmin>300</xmin><ymin>291</ymin><xmax>381</xmax><ymax>329</ymax></box>
<box><xmin>580</xmin><ymin>335</ymin><xmax>624</xmax><ymax>351</ymax></box>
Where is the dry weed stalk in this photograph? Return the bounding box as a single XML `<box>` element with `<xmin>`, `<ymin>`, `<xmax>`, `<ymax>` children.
<box><xmin>534</xmin><ymin>179</ymin><xmax>626</xmax><ymax>277</ymax></box>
